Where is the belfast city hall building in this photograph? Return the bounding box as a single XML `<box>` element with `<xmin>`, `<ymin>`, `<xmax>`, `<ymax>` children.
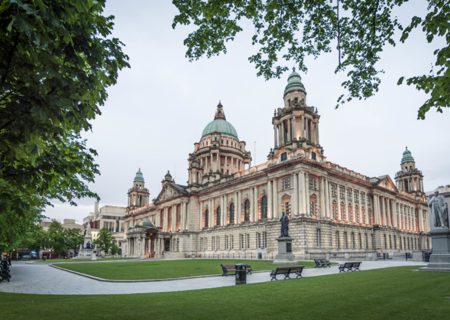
<box><xmin>123</xmin><ymin>70</ymin><xmax>431</xmax><ymax>260</ymax></box>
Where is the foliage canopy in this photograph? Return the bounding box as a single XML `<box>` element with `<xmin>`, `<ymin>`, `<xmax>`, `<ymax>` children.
<box><xmin>0</xmin><ymin>0</ymin><xmax>130</xmax><ymax>220</ymax></box>
<box><xmin>172</xmin><ymin>0</ymin><xmax>450</xmax><ymax>119</ymax></box>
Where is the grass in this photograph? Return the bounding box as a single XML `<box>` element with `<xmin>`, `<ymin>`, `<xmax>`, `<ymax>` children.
<box><xmin>35</xmin><ymin>257</ymin><xmax>135</xmax><ymax>263</ymax></box>
<box><xmin>57</xmin><ymin>259</ymin><xmax>317</xmax><ymax>280</ymax></box>
<box><xmin>1</xmin><ymin>267</ymin><xmax>449</xmax><ymax>319</ymax></box>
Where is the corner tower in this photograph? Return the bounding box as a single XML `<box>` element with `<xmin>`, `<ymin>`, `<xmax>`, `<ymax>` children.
<box><xmin>127</xmin><ymin>169</ymin><xmax>150</xmax><ymax>209</ymax></box>
<box><xmin>269</xmin><ymin>68</ymin><xmax>324</xmax><ymax>161</ymax></box>
<box><xmin>187</xmin><ymin>102</ymin><xmax>251</xmax><ymax>189</ymax></box>
<box><xmin>395</xmin><ymin>147</ymin><xmax>424</xmax><ymax>195</ymax></box>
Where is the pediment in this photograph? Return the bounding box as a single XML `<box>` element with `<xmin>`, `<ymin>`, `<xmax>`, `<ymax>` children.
<box><xmin>378</xmin><ymin>176</ymin><xmax>397</xmax><ymax>192</ymax></box>
<box><xmin>155</xmin><ymin>184</ymin><xmax>182</xmax><ymax>203</ymax></box>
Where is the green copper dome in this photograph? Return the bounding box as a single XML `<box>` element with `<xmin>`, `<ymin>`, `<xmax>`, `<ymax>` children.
<box><xmin>401</xmin><ymin>147</ymin><xmax>415</xmax><ymax>164</ymax></box>
<box><xmin>134</xmin><ymin>168</ymin><xmax>144</xmax><ymax>182</ymax></box>
<box><xmin>201</xmin><ymin>119</ymin><xmax>239</xmax><ymax>140</ymax></box>
<box><xmin>135</xmin><ymin>219</ymin><xmax>154</xmax><ymax>228</ymax></box>
<box><xmin>284</xmin><ymin>68</ymin><xmax>306</xmax><ymax>96</ymax></box>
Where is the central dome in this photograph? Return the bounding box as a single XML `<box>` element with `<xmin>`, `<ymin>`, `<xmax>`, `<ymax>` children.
<box><xmin>201</xmin><ymin>119</ymin><xmax>239</xmax><ymax>140</ymax></box>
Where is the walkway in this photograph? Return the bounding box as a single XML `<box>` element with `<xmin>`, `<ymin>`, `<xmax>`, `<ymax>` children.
<box><xmin>0</xmin><ymin>260</ymin><xmax>425</xmax><ymax>295</ymax></box>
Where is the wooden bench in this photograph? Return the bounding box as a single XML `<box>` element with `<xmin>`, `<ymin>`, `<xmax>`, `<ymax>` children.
<box><xmin>339</xmin><ymin>261</ymin><xmax>362</xmax><ymax>273</ymax></box>
<box><xmin>221</xmin><ymin>263</ymin><xmax>253</xmax><ymax>276</ymax></box>
<box><xmin>270</xmin><ymin>266</ymin><xmax>305</xmax><ymax>281</ymax></box>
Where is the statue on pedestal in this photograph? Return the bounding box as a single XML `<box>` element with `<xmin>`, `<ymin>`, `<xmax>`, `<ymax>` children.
<box><xmin>429</xmin><ymin>191</ymin><xmax>449</xmax><ymax>228</ymax></box>
<box><xmin>280</xmin><ymin>212</ymin><xmax>290</xmax><ymax>237</ymax></box>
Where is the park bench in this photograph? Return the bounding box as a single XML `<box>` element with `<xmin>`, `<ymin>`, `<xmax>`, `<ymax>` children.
<box><xmin>270</xmin><ymin>266</ymin><xmax>304</xmax><ymax>281</ymax></box>
<box><xmin>338</xmin><ymin>261</ymin><xmax>362</xmax><ymax>273</ymax></box>
<box><xmin>319</xmin><ymin>259</ymin><xmax>331</xmax><ymax>267</ymax></box>
<box><xmin>221</xmin><ymin>263</ymin><xmax>253</xmax><ymax>276</ymax></box>
<box><xmin>314</xmin><ymin>259</ymin><xmax>331</xmax><ymax>268</ymax></box>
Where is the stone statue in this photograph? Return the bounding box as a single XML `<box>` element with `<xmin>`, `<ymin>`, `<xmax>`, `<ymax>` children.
<box><xmin>429</xmin><ymin>191</ymin><xmax>449</xmax><ymax>228</ymax></box>
<box><xmin>86</xmin><ymin>241</ymin><xmax>91</xmax><ymax>249</ymax></box>
<box><xmin>86</xmin><ymin>222</ymin><xmax>92</xmax><ymax>236</ymax></box>
<box><xmin>280</xmin><ymin>212</ymin><xmax>290</xmax><ymax>237</ymax></box>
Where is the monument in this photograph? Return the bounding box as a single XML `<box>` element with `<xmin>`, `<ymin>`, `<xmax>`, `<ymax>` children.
<box><xmin>272</xmin><ymin>212</ymin><xmax>297</xmax><ymax>265</ymax></box>
<box><xmin>73</xmin><ymin>223</ymin><xmax>94</xmax><ymax>259</ymax></box>
<box><xmin>420</xmin><ymin>191</ymin><xmax>450</xmax><ymax>272</ymax></box>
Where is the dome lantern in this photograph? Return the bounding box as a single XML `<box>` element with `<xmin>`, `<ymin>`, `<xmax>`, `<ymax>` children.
<box><xmin>134</xmin><ymin>168</ymin><xmax>144</xmax><ymax>182</ymax></box>
<box><xmin>284</xmin><ymin>67</ymin><xmax>306</xmax><ymax>96</ymax></box>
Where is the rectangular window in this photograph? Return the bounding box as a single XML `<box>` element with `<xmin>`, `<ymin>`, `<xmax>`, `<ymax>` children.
<box><xmin>284</xmin><ymin>178</ymin><xmax>290</xmax><ymax>190</ymax></box>
<box><xmin>311</xmin><ymin>152</ymin><xmax>316</xmax><ymax>160</ymax></box>
<box><xmin>247</xmin><ymin>234</ymin><xmax>250</xmax><ymax>249</ymax></box>
<box><xmin>231</xmin><ymin>235</ymin><xmax>234</xmax><ymax>249</ymax></box>
<box><xmin>263</xmin><ymin>232</ymin><xmax>267</xmax><ymax>249</ymax></box>
<box><xmin>241</xmin><ymin>234</ymin><xmax>244</xmax><ymax>249</ymax></box>
<box><xmin>281</xmin><ymin>152</ymin><xmax>287</xmax><ymax>161</ymax></box>
<box><xmin>317</xmin><ymin>229</ymin><xmax>321</xmax><ymax>248</ymax></box>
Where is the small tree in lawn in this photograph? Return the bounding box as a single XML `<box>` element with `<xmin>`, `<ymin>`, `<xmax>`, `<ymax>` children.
<box><xmin>110</xmin><ymin>244</ymin><xmax>119</xmax><ymax>257</ymax></box>
<box><xmin>93</xmin><ymin>228</ymin><xmax>115</xmax><ymax>256</ymax></box>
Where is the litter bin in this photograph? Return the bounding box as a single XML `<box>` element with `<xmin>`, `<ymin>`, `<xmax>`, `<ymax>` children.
<box><xmin>235</xmin><ymin>263</ymin><xmax>247</xmax><ymax>285</ymax></box>
<box><xmin>192</xmin><ymin>253</ymin><xmax>195</xmax><ymax>259</ymax></box>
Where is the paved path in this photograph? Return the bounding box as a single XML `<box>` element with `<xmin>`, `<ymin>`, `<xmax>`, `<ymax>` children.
<box><xmin>0</xmin><ymin>260</ymin><xmax>425</xmax><ymax>295</ymax></box>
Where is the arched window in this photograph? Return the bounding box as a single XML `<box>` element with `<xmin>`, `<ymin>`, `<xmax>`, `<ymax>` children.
<box><xmin>204</xmin><ymin>209</ymin><xmax>209</xmax><ymax>228</ymax></box>
<box><xmin>229</xmin><ymin>203</ymin><xmax>235</xmax><ymax>224</ymax></box>
<box><xmin>355</xmin><ymin>206</ymin><xmax>359</xmax><ymax>224</ymax></box>
<box><xmin>261</xmin><ymin>196</ymin><xmax>268</xmax><ymax>219</ymax></box>
<box><xmin>348</xmin><ymin>204</ymin><xmax>353</xmax><ymax>223</ymax></box>
<box><xmin>244</xmin><ymin>200</ymin><xmax>250</xmax><ymax>221</ymax></box>
<box><xmin>216</xmin><ymin>206</ymin><xmax>221</xmax><ymax>226</ymax></box>
<box><xmin>340</xmin><ymin>202</ymin><xmax>346</xmax><ymax>221</ymax></box>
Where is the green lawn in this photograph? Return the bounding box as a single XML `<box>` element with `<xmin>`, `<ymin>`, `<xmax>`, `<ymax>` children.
<box><xmin>1</xmin><ymin>267</ymin><xmax>449</xmax><ymax>319</ymax></box>
<box><xmin>35</xmin><ymin>257</ymin><xmax>135</xmax><ymax>263</ymax></box>
<box><xmin>57</xmin><ymin>259</ymin><xmax>316</xmax><ymax>280</ymax></box>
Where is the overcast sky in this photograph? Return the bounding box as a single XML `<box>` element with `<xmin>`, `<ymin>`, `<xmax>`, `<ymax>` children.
<box><xmin>44</xmin><ymin>1</ymin><xmax>450</xmax><ymax>223</ymax></box>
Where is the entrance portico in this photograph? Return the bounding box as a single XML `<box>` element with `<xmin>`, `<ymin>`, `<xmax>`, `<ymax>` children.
<box><xmin>126</xmin><ymin>220</ymin><xmax>162</xmax><ymax>258</ymax></box>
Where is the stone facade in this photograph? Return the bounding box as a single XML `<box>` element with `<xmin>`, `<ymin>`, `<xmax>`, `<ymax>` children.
<box><xmin>124</xmin><ymin>70</ymin><xmax>431</xmax><ymax>260</ymax></box>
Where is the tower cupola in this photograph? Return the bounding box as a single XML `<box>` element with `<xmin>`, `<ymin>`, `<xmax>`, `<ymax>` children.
<box><xmin>127</xmin><ymin>168</ymin><xmax>150</xmax><ymax>209</ymax></box>
<box><xmin>395</xmin><ymin>147</ymin><xmax>424</xmax><ymax>195</ymax></box>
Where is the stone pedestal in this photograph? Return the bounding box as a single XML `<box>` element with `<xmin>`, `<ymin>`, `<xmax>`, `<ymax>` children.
<box><xmin>419</xmin><ymin>228</ymin><xmax>450</xmax><ymax>272</ymax></box>
<box><xmin>91</xmin><ymin>254</ymin><xmax>97</xmax><ymax>261</ymax></box>
<box><xmin>272</xmin><ymin>236</ymin><xmax>297</xmax><ymax>265</ymax></box>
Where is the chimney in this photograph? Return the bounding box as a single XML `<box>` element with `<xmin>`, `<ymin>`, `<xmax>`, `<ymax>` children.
<box><xmin>94</xmin><ymin>202</ymin><xmax>99</xmax><ymax>220</ymax></box>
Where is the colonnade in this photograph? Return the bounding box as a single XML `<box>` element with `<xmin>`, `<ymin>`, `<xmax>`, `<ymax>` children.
<box><xmin>155</xmin><ymin>202</ymin><xmax>188</xmax><ymax>232</ymax></box>
<box><xmin>189</xmin><ymin>154</ymin><xmax>246</xmax><ymax>184</ymax></box>
<box><xmin>397</xmin><ymin>176</ymin><xmax>424</xmax><ymax>193</ymax></box>
<box><xmin>273</xmin><ymin>114</ymin><xmax>319</xmax><ymax>148</ymax></box>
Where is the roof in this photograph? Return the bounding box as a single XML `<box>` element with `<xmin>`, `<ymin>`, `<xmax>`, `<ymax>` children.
<box><xmin>134</xmin><ymin>168</ymin><xmax>144</xmax><ymax>182</ymax></box>
<box><xmin>401</xmin><ymin>147</ymin><xmax>415</xmax><ymax>164</ymax></box>
<box><xmin>201</xmin><ymin>119</ymin><xmax>239</xmax><ymax>140</ymax></box>
<box><xmin>284</xmin><ymin>68</ymin><xmax>306</xmax><ymax>96</ymax></box>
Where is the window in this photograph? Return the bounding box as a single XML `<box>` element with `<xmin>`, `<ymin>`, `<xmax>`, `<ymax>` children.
<box><xmin>344</xmin><ymin>232</ymin><xmax>348</xmax><ymax>249</ymax></box>
<box><xmin>317</xmin><ymin>229</ymin><xmax>321</xmax><ymax>248</ymax></box>
<box><xmin>336</xmin><ymin>232</ymin><xmax>340</xmax><ymax>249</ymax></box>
<box><xmin>358</xmin><ymin>234</ymin><xmax>362</xmax><ymax>248</ymax></box>
<box><xmin>263</xmin><ymin>232</ymin><xmax>267</xmax><ymax>248</ymax></box>
<box><xmin>257</xmin><ymin>233</ymin><xmax>261</xmax><ymax>248</ymax></box>
<box><xmin>281</xmin><ymin>152</ymin><xmax>287</xmax><ymax>161</ymax></box>
<box><xmin>247</xmin><ymin>234</ymin><xmax>250</xmax><ymax>249</ymax></box>
<box><xmin>203</xmin><ymin>209</ymin><xmax>209</xmax><ymax>228</ymax></box>
<box><xmin>229</xmin><ymin>203</ymin><xmax>235</xmax><ymax>224</ymax></box>
<box><xmin>310</xmin><ymin>195</ymin><xmax>317</xmax><ymax>216</ymax></box>
<box><xmin>240</xmin><ymin>234</ymin><xmax>244</xmax><ymax>249</ymax></box>
<box><xmin>216</xmin><ymin>206</ymin><xmax>221</xmax><ymax>226</ymax></box>
<box><xmin>311</xmin><ymin>152</ymin><xmax>316</xmax><ymax>160</ymax></box>
<box><xmin>331</xmin><ymin>184</ymin><xmax>337</xmax><ymax>198</ymax></box>
<box><xmin>244</xmin><ymin>200</ymin><xmax>250</xmax><ymax>221</ymax></box>
<box><xmin>212</xmin><ymin>237</ymin><xmax>215</xmax><ymax>250</ymax></box>
<box><xmin>261</xmin><ymin>196</ymin><xmax>268</xmax><ymax>219</ymax></box>
<box><xmin>284</xmin><ymin>178</ymin><xmax>290</xmax><ymax>190</ymax></box>
<box><xmin>231</xmin><ymin>235</ymin><xmax>234</xmax><ymax>249</ymax></box>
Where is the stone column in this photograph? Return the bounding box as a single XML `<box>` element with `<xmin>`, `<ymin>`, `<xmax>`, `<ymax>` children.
<box><xmin>317</xmin><ymin>121</ymin><xmax>320</xmax><ymax>145</ymax></box>
<box><xmin>254</xmin><ymin>186</ymin><xmax>258</xmax><ymax>221</ymax></box>
<box><xmin>300</xmin><ymin>114</ymin><xmax>304</xmax><ymax>139</ymax></box>
<box><xmin>210</xmin><ymin>153</ymin><xmax>213</xmax><ymax>173</ymax></box>
<box><xmin>304</xmin><ymin>173</ymin><xmax>309</xmax><ymax>216</ymax></box>
<box><xmin>287</xmin><ymin>118</ymin><xmax>291</xmax><ymax>143</ymax></box>
<box><xmin>209</xmin><ymin>198</ymin><xmax>213</xmax><ymax>227</ymax></box>
<box><xmin>172</xmin><ymin>205</ymin><xmax>177</xmax><ymax>231</ymax></box>
<box><xmin>299</xmin><ymin>171</ymin><xmax>305</xmax><ymax>214</ymax></box>
<box><xmin>237</xmin><ymin>191</ymin><xmax>241</xmax><ymax>223</ymax></box>
<box><xmin>293</xmin><ymin>173</ymin><xmax>298</xmax><ymax>215</ymax></box>
<box><xmin>268</xmin><ymin>179</ymin><xmax>272</xmax><ymax>218</ymax></box>
<box><xmin>281</xmin><ymin>121</ymin><xmax>285</xmax><ymax>146</ymax></box>
<box><xmin>344</xmin><ymin>187</ymin><xmax>348</xmax><ymax>223</ymax></box>
<box><xmin>274</xmin><ymin>125</ymin><xmax>278</xmax><ymax>148</ymax></box>
<box><xmin>278</xmin><ymin>125</ymin><xmax>282</xmax><ymax>147</ymax></box>
<box><xmin>327</xmin><ymin>179</ymin><xmax>332</xmax><ymax>219</ymax></box>
<box><xmin>221</xmin><ymin>195</ymin><xmax>225</xmax><ymax>226</ymax></box>
<box><xmin>305</xmin><ymin>118</ymin><xmax>309</xmax><ymax>141</ymax></box>
<box><xmin>273</xmin><ymin>178</ymin><xmax>278</xmax><ymax>218</ymax></box>
<box><xmin>164</xmin><ymin>207</ymin><xmax>168</xmax><ymax>232</ymax></box>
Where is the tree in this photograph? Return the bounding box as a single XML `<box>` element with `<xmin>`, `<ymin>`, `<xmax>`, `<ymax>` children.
<box><xmin>64</xmin><ymin>228</ymin><xmax>84</xmax><ymax>254</ymax></box>
<box><xmin>110</xmin><ymin>243</ymin><xmax>119</xmax><ymax>256</ymax></box>
<box><xmin>47</xmin><ymin>221</ymin><xmax>67</xmax><ymax>257</ymax></box>
<box><xmin>21</xmin><ymin>224</ymin><xmax>48</xmax><ymax>257</ymax></box>
<box><xmin>93</xmin><ymin>228</ymin><xmax>116</xmax><ymax>256</ymax></box>
<box><xmin>0</xmin><ymin>0</ymin><xmax>130</xmax><ymax>219</ymax></box>
<box><xmin>172</xmin><ymin>0</ymin><xmax>450</xmax><ymax>119</ymax></box>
